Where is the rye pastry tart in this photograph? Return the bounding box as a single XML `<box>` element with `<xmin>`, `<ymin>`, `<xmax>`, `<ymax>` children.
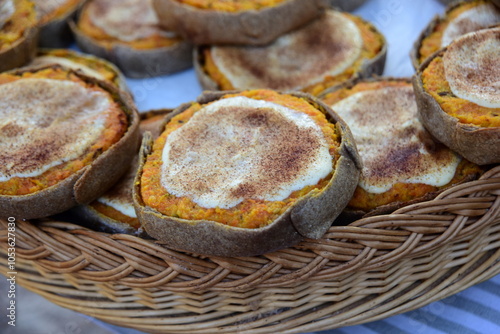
<box><xmin>71</xmin><ymin>0</ymin><xmax>193</xmax><ymax>78</ymax></box>
<box><xmin>0</xmin><ymin>66</ymin><xmax>140</xmax><ymax>220</ymax></box>
<box><xmin>321</xmin><ymin>78</ymin><xmax>482</xmax><ymax>218</ymax></box>
<box><xmin>78</xmin><ymin>110</ymin><xmax>167</xmax><ymax>234</ymax></box>
<box><xmin>0</xmin><ymin>0</ymin><xmax>38</xmax><ymax>72</ymax></box>
<box><xmin>195</xmin><ymin>9</ymin><xmax>386</xmax><ymax>96</ymax></box>
<box><xmin>413</xmin><ymin>27</ymin><xmax>500</xmax><ymax>165</ymax></box>
<box><xmin>32</xmin><ymin>0</ymin><xmax>84</xmax><ymax>47</ymax></box>
<box><xmin>412</xmin><ymin>0</ymin><xmax>500</xmax><ymax>68</ymax></box>
<box><xmin>28</xmin><ymin>48</ymin><xmax>130</xmax><ymax>94</ymax></box>
<box><xmin>153</xmin><ymin>0</ymin><xmax>325</xmax><ymax>45</ymax></box>
<box><xmin>134</xmin><ymin>90</ymin><xmax>361</xmax><ymax>257</ymax></box>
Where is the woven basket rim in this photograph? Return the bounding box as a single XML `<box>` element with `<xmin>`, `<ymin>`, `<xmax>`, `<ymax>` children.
<box><xmin>1</xmin><ymin>165</ymin><xmax>499</xmax><ymax>291</ymax></box>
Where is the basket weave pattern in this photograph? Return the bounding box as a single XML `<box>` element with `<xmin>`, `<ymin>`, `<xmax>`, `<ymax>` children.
<box><xmin>2</xmin><ymin>166</ymin><xmax>500</xmax><ymax>293</ymax></box>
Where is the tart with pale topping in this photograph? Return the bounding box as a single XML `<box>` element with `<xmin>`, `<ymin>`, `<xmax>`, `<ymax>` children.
<box><xmin>412</xmin><ymin>0</ymin><xmax>500</xmax><ymax>68</ymax></box>
<box><xmin>0</xmin><ymin>0</ymin><xmax>38</xmax><ymax>71</ymax></box>
<box><xmin>0</xmin><ymin>66</ymin><xmax>140</xmax><ymax>220</ymax></box>
<box><xmin>71</xmin><ymin>0</ymin><xmax>193</xmax><ymax>78</ymax></box>
<box><xmin>414</xmin><ymin>27</ymin><xmax>500</xmax><ymax>165</ymax></box>
<box><xmin>28</xmin><ymin>48</ymin><xmax>130</xmax><ymax>94</ymax></box>
<box><xmin>32</xmin><ymin>0</ymin><xmax>84</xmax><ymax>47</ymax></box>
<box><xmin>134</xmin><ymin>89</ymin><xmax>361</xmax><ymax>256</ymax></box>
<box><xmin>321</xmin><ymin>78</ymin><xmax>481</xmax><ymax>217</ymax></box>
<box><xmin>153</xmin><ymin>0</ymin><xmax>325</xmax><ymax>45</ymax></box>
<box><xmin>195</xmin><ymin>10</ymin><xmax>386</xmax><ymax>96</ymax></box>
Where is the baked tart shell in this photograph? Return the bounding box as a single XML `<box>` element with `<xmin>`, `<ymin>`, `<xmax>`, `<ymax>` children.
<box><xmin>192</xmin><ymin>37</ymin><xmax>387</xmax><ymax>95</ymax></box>
<box><xmin>0</xmin><ymin>65</ymin><xmax>140</xmax><ymax>220</ymax></box>
<box><xmin>152</xmin><ymin>0</ymin><xmax>325</xmax><ymax>46</ymax></box>
<box><xmin>69</xmin><ymin>16</ymin><xmax>193</xmax><ymax>78</ymax></box>
<box><xmin>133</xmin><ymin>90</ymin><xmax>361</xmax><ymax>257</ymax></box>
<box><xmin>413</xmin><ymin>49</ymin><xmax>500</xmax><ymax>165</ymax></box>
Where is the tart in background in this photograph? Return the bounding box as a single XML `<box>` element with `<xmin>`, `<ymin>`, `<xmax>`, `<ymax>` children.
<box><xmin>153</xmin><ymin>0</ymin><xmax>325</xmax><ymax>46</ymax></box>
<box><xmin>32</xmin><ymin>0</ymin><xmax>84</xmax><ymax>47</ymax></box>
<box><xmin>195</xmin><ymin>9</ymin><xmax>386</xmax><ymax>96</ymax></box>
<box><xmin>412</xmin><ymin>0</ymin><xmax>500</xmax><ymax>68</ymax></box>
<box><xmin>321</xmin><ymin>78</ymin><xmax>482</xmax><ymax>219</ymax></box>
<box><xmin>134</xmin><ymin>89</ymin><xmax>361</xmax><ymax>257</ymax></box>
<box><xmin>0</xmin><ymin>0</ymin><xmax>38</xmax><ymax>72</ymax></box>
<box><xmin>28</xmin><ymin>48</ymin><xmax>130</xmax><ymax>95</ymax></box>
<box><xmin>71</xmin><ymin>0</ymin><xmax>193</xmax><ymax>78</ymax></box>
<box><xmin>413</xmin><ymin>27</ymin><xmax>500</xmax><ymax>165</ymax></box>
<box><xmin>0</xmin><ymin>65</ymin><xmax>140</xmax><ymax>220</ymax></box>
<box><xmin>76</xmin><ymin>110</ymin><xmax>168</xmax><ymax>235</ymax></box>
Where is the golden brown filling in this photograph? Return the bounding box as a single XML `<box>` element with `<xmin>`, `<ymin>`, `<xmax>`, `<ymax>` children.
<box><xmin>322</xmin><ymin>80</ymin><xmax>482</xmax><ymax>211</ymax></box>
<box><xmin>0</xmin><ymin>68</ymin><xmax>128</xmax><ymax>196</ymax></box>
<box><xmin>202</xmin><ymin>13</ymin><xmax>384</xmax><ymax>96</ymax></box>
<box><xmin>141</xmin><ymin>90</ymin><xmax>340</xmax><ymax>228</ymax></box>
<box><xmin>0</xmin><ymin>0</ymin><xmax>36</xmax><ymax>51</ymax></box>
<box><xmin>422</xmin><ymin>55</ymin><xmax>500</xmax><ymax>128</ymax></box>
<box><xmin>78</xmin><ymin>0</ymin><xmax>181</xmax><ymax>50</ymax></box>
<box><xmin>418</xmin><ymin>0</ymin><xmax>499</xmax><ymax>64</ymax></box>
<box><xmin>174</xmin><ymin>0</ymin><xmax>287</xmax><ymax>11</ymax></box>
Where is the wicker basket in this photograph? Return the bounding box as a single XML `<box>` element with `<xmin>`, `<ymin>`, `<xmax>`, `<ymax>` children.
<box><xmin>1</xmin><ymin>165</ymin><xmax>500</xmax><ymax>333</ymax></box>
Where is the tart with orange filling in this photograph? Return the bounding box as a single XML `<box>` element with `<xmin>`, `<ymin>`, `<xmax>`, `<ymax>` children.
<box><xmin>72</xmin><ymin>0</ymin><xmax>192</xmax><ymax>78</ymax></box>
<box><xmin>153</xmin><ymin>0</ymin><xmax>325</xmax><ymax>45</ymax></box>
<box><xmin>32</xmin><ymin>0</ymin><xmax>84</xmax><ymax>47</ymax></box>
<box><xmin>134</xmin><ymin>89</ymin><xmax>361</xmax><ymax>256</ymax></box>
<box><xmin>0</xmin><ymin>65</ymin><xmax>140</xmax><ymax>220</ymax></box>
<box><xmin>321</xmin><ymin>78</ymin><xmax>482</xmax><ymax>218</ymax></box>
<box><xmin>28</xmin><ymin>48</ymin><xmax>130</xmax><ymax>94</ymax></box>
<box><xmin>0</xmin><ymin>0</ymin><xmax>38</xmax><ymax>71</ymax></box>
<box><xmin>195</xmin><ymin>10</ymin><xmax>386</xmax><ymax>96</ymax></box>
<box><xmin>412</xmin><ymin>0</ymin><xmax>500</xmax><ymax>68</ymax></box>
<box><xmin>413</xmin><ymin>27</ymin><xmax>500</xmax><ymax>165</ymax></box>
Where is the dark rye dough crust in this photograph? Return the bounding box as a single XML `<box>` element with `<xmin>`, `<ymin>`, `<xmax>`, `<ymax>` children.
<box><xmin>0</xmin><ymin>65</ymin><xmax>140</xmax><ymax>220</ymax></box>
<box><xmin>133</xmin><ymin>91</ymin><xmax>361</xmax><ymax>257</ymax></box>
<box><xmin>413</xmin><ymin>49</ymin><xmax>500</xmax><ymax>165</ymax></box>
<box><xmin>0</xmin><ymin>25</ymin><xmax>38</xmax><ymax>72</ymax></box>
<box><xmin>152</xmin><ymin>0</ymin><xmax>325</xmax><ymax>45</ymax></box>
<box><xmin>37</xmin><ymin>0</ymin><xmax>84</xmax><ymax>48</ymax></box>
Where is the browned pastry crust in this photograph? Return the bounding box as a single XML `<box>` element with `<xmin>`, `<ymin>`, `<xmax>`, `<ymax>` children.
<box><xmin>413</xmin><ymin>49</ymin><xmax>500</xmax><ymax>165</ymax></box>
<box><xmin>152</xmin><ymin>0</ymin><xmax>325</xmax><ymax>45</ymax></box>
<box><xmin>133</xmin><ymin>90</ymin><xmax>361</xmax><ymax>257</ymax></box>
